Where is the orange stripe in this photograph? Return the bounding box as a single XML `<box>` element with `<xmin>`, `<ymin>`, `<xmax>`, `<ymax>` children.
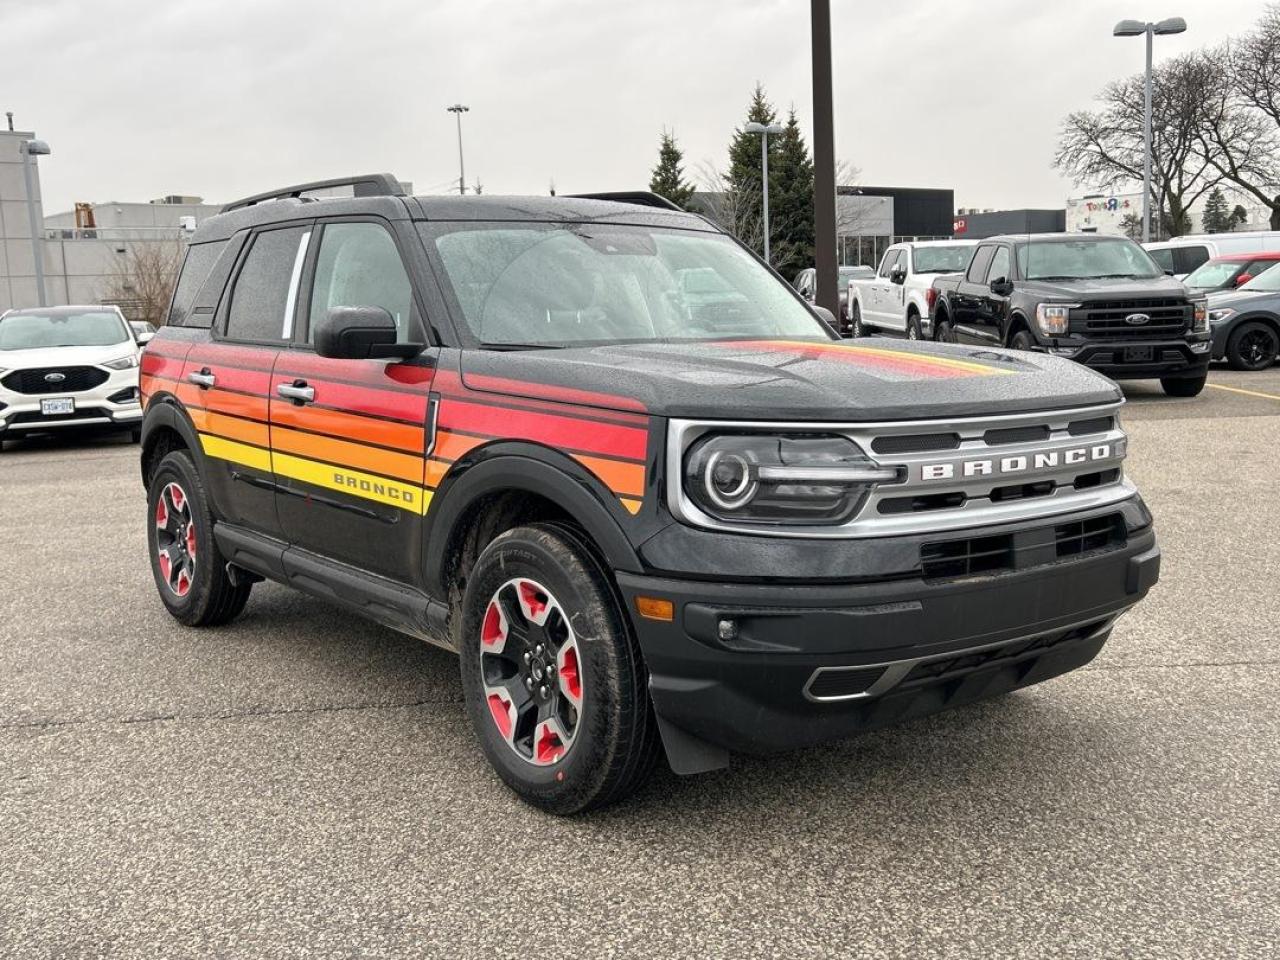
<box><xmin>188</xmin><ymin>408</ymin><xmax>270</xmax><ymax>448</ymax></box>
<box><xmin>271</xmin><ymin>404</ymin><xmax>425</xmax><ymax>454</ymax></box>
<box><xmin>573</xmin><ymin>453</ymin><xmax>645</xmax><ymax>497</ymax></box>
<box><xmin>271</xmin><ymin>425</ymin><xmax>426</xmax><ymax>485</ymax></box>
<box><xmin>425</xmin><ymin>459</ymin><xmax>450</xmax><ymax>488</ymax></box>
<box><xmin>434</xmin><ymin>430</ymin><xmax>486</xmax><ymax>462</ymax></box>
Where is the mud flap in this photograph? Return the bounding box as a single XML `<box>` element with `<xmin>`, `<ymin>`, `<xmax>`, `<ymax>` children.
<box><xmin>654</xmin><ymin>712</ymin><xmax>730</xmax><ymax>776</ymax></box>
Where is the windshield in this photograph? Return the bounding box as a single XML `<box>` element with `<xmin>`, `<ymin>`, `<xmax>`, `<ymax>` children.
<box><xmin>1239</xmin><ymin>262</ymin><xmax>1280</xmax><ymax>292</ymax></box>
<box><xmin>425</xmin><ymin>223</ymin><xmax>830</xmax><ymax>346</ymax></box>
<box><xmin>0</xmin><ymin>309</ymin><xmax>130</xmax><ymax>351</ymax></box>
<box><xmin>1183</xmin><ymin>260</ymin><xmax>1245</xmax><ymax>290</ymax></box>
<box><xmin>1017</xmin><ymin>238</ymin><xmax>1163</xmax><ymax>281</ymax></box>
<box><xmin>912</xmin><ymin>245</ymin><xmax>974</xmax><ymax>274</ymax></box>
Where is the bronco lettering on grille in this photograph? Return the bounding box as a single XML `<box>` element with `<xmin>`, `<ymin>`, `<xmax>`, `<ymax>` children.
<box><xmin>919</xmin><ymin>444</ymin><xmax>1112</xmax><ymax>482</ymax></box>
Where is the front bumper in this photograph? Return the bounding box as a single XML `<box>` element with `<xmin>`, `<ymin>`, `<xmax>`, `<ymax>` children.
<box><xmin>0</xmin><ymin>368</ymin><xmax>142</xmax><ymax>436</ymax></box>
<box><xmin>1050</xmin><ymin>338</ymin><xmax>1211</xmax><ymax>380</ymax></box>
<box><xmin>618</xmin><ymin>502</ymin><xmax>1159</xmax><ymax>759</ymax></box>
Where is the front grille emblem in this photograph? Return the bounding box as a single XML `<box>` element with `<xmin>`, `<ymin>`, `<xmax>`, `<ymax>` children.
<box><xmin>43</xmin><ymin>372</ymin><xmax>67</xmax><ymax>383</ymax></box>
<box><xmin>1124</xmin><ymin>313</ymin><xmax>1151</xmax><ymax>325</ymax></box>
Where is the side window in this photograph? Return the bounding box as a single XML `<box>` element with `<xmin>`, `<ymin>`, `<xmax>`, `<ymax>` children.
<box><xmin>224</xmin><ymin>226</ymin><xmax>310</xmax><ymax>343</ymax></box>
<box><xmin>1176</xmin><ymin>246</ymin><xmax>1210</xmax><ymax>274</ymax></box>
<box><xmin>878</xmin><ymin>250</ymin><xmax>901</xmax><ymax>278</ymax></box>
<box><xmin>167</xmin><ymin>241</ymin><xmax>224</xmax><ymax>326</ymax></box>
<box><xmin>966</xmin><ymin>246</ymin><xmax>995</xmax><ymax>283</ymax></box>
<box><xmin>1147</xmin><ymin>247</ymin><xmax>1174</xmax><ymax>273</ymax></box>
<box><xmin>987</xmin><ymin>245</ymin><xmax>1011</xmax><ymax>283</ymax></box>
<box><xmin>308</xmin><ymin>222</ymin><xmax>417</xmax><ymax>343</ymax></box>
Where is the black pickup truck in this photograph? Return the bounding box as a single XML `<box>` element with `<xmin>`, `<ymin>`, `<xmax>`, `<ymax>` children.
<box><xmin>930</xmin><ymin>233</ymin><xmax>1211</xmax><ymax>396</ymax></box>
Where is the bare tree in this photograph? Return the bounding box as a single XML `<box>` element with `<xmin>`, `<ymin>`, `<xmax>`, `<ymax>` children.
<box><xmin>1054</xmin><ymin>54</ymin><xmax>1221</xmax><ymax>238</ymax></box>
<box><xmin>101</xmin><ymin>239</ymin><xmax>185</xmax><ymax>327</ymax></box>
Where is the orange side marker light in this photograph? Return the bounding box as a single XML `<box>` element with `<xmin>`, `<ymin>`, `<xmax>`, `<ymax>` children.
<box><xmin>635</xmin><ymin>596</ymin><xmax>675</xmax><ymax>622</ymax></box>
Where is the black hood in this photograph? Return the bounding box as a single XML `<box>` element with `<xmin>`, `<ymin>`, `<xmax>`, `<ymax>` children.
<box><xmin>1017</xmin><ymin>274</ymin><xmax>1189</xmax><ymax>301</ymax></box>
<box><xmin>460</xmin><ymin>339</ymin><xmax>1121</xmax><ymax>421</ymax></box>
<box><xmin>1205</xmin><ymin>288</ymin><xmax>1280</xmax><ymax>312</ymax></box>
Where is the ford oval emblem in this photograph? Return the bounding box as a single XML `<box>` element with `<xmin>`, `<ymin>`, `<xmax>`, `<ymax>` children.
<box><xmin>1124</xmin><ymin>313</ymin><xmax>1151</xmax><ymax>325</ymax></box>
<box><xmin>44</xmin><ymin>372</ymin><xmax>67</xmax><ymax>382</ymax></box>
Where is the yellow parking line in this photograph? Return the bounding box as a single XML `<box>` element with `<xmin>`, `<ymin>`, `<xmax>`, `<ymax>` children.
<box><xmin>1206</xmin><ymin>382</ymin><xmax>1280</xmax><ymax>403</ymax></box>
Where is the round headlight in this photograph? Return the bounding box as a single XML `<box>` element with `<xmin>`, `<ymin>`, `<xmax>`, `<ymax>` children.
<box><xmin>704</xmin><ymin>450</ymin><xmax>758</xmax><ymax>510</ymax></box>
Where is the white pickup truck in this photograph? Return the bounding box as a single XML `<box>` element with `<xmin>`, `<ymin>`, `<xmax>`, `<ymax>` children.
<box><xmin>848</xmin><ymin>240</ymin><xmax>977</xmax><ymax>339</ymax></box>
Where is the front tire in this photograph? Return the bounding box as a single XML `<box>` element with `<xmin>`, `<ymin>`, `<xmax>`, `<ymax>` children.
<box><xmin>146</xmin><ymin>449</ymin><xmax>252</xmax><ymax>626</ymax></box>
<box><xmin>459</xmin><ymin>523</ymin><xmax>659</xmax><ymax>815</ymax></box>
<box><xmin>1226</xmin><ymin>321</ymin><xmax>1279</xmax><ymax>371</ymax></box>
<box><xmin>1161</xmin><ymin>374</ymin><xmax>1207</xmax><ymax>397</ymax></box>
<box><xmin>1010</xmin><ymin>330</ymin><xmax>1036</xmax><ymax>351</ymax></box>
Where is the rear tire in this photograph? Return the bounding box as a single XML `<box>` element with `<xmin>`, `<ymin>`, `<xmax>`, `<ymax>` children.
<box><xmin>459</xmin><ymin>523</ymin><xmax>660</xmax><ymax>815</ymax></box>
<box><xmin>1226</xmin><ymin>321</ymin><xmax>1279</xmax><ymax>371</ymax></box>
<box><xmin>934</xmin><ymin>313</ymin><xmax>954</xmax><ymax>343</ymax></box>
<box><xmin>147</xmin><ymin>449</ymin><xmax>252</xmax><ymax>626</ymax></box>
<box><xmin>1161</xmin><ymin>374</ymin><xmax>1207</xmax><ymax>397</ymax></box>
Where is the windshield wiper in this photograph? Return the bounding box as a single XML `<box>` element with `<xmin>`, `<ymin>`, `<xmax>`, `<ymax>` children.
<box><xmin>477</xmin><ymin>341</ymin><xmax>564</xmax><ymax>351</ymax></box>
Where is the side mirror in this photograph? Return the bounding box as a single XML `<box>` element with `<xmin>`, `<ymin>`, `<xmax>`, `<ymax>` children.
<box><xmin>889</xmin><ymin>268</ymin><xmax>906</xmax><ymax>285</ymax></box>
<box><xmin>314</xmin><ymin>306</ymin><xmax>423</xmax><ymax>360</ymax></box>
<box><xmin>1236</xmin><ymin>273</ymin><xmax>1253</xmax><ymax>286</ymax></box>
<box><xmin>134</xmin><ymin>331</ymin><xmax>154</xmax><ymax>345</ymax></box>
<box><xmin>989</xmin><ymin>277</ymin><xmax>1014</xmax><ymax>297</ymax></box>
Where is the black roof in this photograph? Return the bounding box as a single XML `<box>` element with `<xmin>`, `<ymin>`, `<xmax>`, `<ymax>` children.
<box><xmin>192</xmin><ymin>189</ymin><xmax>711</xmax><ymax>245</ymax></box>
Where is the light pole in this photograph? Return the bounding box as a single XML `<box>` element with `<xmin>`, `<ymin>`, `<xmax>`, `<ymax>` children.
<box><xmin>446</xmin><ymin>104</ymin><xmax>469</xmax><ymax>196</ymax></box>
<box><xmin>1113</xmin><ymin>16</ymin><xmax>1187</xmax><ymax>243</ymax></box>
<box><xmin>20</xmin><ymin>138</ymin><xmax>51</xmax><ymax>307</ymax></box>
<box><xmin>744</xmin><ymin>121</ymin><xmax>784</xmax><ymax>266</ymax></box>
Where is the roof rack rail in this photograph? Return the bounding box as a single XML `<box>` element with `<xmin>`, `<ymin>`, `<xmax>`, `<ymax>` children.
<box><xmin>221</xmin><ymin>173</ymin><xmax>406</xmax><ymax>213</ymax></box>
<box><xmin>566</xmin><ymin>191</ymin><xmax>685</xmax><ymax>212</ymax></box>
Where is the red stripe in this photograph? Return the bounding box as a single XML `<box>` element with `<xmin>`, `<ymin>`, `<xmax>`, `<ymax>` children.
<box><xmin>726</xmin><ymin>340</ymin><xmax>974</xmax><ymax>379</ymax></box>
<box><xmin>438</xmin><ymin>398</ymin><xmax>647</xmax><ymax>461</ymax></box>
<box><xmin>186</xmin><ymin>361</ymin><xmax>272</xmax><ymax>396</ymax></box>
<box><xmin>141</xmin><ymin>354</ymin><xmax>186</xmax><ymax>378</ymax></box>
<box><xmin>186</xmin><ymin>343</ymin><xmax>277</xmax><ymax>371</ymax></box>
<box><xmin>276</xmin><ymin>353</ymin><xmax>436</xmax><ymax>387</ymax></box>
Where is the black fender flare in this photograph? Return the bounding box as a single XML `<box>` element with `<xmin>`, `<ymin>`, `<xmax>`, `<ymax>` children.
<box><xmin>1004</xmin><ymin>310</ymin><xmax>1032</xmax><ymax>345</ymax></box>
<box><xmin>139</xmin><ymin>397</ymin><xmax>205</xmax><ymax>487</ymax></box>
<box><xmin>421</xmin><ymin>442</ymin><xmax>644</xmax><ymax>598</ymax></box>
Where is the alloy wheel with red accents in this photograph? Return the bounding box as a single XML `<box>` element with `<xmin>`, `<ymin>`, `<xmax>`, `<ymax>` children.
<box><xmin>480</xmin><ymin>578</ymin><xmax>583</xmax><ymax>766</ymax></box>
<box><xmin>458</xmin><ymin>523</ymin><xmax>661</xmax><ymax>814</ymax></box>
<box><xmin>154</xmin><ymin>481</ymin><xmax>196</xmax><ymax>597</ymax></box>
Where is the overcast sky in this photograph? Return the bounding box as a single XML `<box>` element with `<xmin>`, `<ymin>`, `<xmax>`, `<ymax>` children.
<box><xmin>6</xmin><ymin>0</ymin><xmax>1256</xmax><ymax>216</ymax></box>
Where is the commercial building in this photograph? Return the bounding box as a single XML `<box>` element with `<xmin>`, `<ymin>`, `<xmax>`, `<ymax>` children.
<box><xmin>837</xmin><ymin>185</ymin><xmax>954</xmax><ymax>265</ymax></box>
<box><xmin>1065</xmin><ymin>188</ymin><xmax>1276</xmax><ymax>237</ymax></box>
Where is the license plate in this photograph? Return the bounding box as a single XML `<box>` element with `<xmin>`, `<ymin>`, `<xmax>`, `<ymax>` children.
<box><xmin>1123</xmin><ymin>346</ymin><xmax>1153</xmax><ymax>363</ymax></box>
<box><xmin>41</xmin><ymin>397</ymin><xmax>75</xmax><ymax>416</ymax></box>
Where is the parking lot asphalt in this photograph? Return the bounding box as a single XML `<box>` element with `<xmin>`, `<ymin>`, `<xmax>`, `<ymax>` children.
<box><xmin>2</xmin><ymin>365</ymin><xmax>1278</xmax><ymax>959</ymax></box>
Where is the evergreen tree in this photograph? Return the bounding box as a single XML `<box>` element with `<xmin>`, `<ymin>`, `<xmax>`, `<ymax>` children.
<box><xmin>768</xmin><ymin>108</ymin><xmax>815</xmax><ymax>280</ymax></box>
<box><xmin>1201</xmin><ymin>187</ymin><xmax>1230</xmax><ymax>233</ymax></box>
<box><xmin>649</xmin><ymin>131</ymin><xmax>695</xmax><ymax>209</ymax></box>
<box><xmin>724</xmin><ymin>83</ymin><xmax>780</xmax><ymax>258</ymax></box>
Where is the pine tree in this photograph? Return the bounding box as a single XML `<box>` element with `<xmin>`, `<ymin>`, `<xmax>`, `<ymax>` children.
<box><xmin>724</xmin><ymin>83</ymin><xmax>780</xmax><ymax>258</ymax></box>
<box><xmin>1202</xmin><ymin>188</ymin><xmax>1230</xmax><ymax>233</ymax></box>
<box><xmin>649</xmin><ymin>131</ymin><xmax>695</xmax><ymax>209</ymax></box>
<box><xmin>768</xmin><ymin>108</ymin><xmax>815</xmax><ymax>281</ymax></box>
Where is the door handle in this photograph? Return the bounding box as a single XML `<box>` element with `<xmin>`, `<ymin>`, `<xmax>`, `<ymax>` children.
<box><xmin>277</xmin><ymin>380</ymin><xmax>315</xmax><ymax>404</ymax></box>
<box><xmin>188</xmin><ymin>368</ymin><xmax>215</xmax><ymax>389</ymax></box>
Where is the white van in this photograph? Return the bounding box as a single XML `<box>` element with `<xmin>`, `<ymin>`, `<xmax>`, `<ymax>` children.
<box><xmin>1144</xmin><ymin>232</ymin><xmax>1280</xmax><ymax>279</ymax></box>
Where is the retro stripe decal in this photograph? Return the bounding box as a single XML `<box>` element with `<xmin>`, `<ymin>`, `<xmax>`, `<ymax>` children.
<box><xmin>723</xmin><ymin>339</ymin><xmax>1017</xmax><ymax>379</ymax></box>
<box><xmin>200</xmin><ymin>434</ymin><xmax>272</xmax><ymax>473</ymax></box>
<box><xmin>272</xmin><ymin>451</ymin><xmax>432</xmax><ymax>514</ymax></box>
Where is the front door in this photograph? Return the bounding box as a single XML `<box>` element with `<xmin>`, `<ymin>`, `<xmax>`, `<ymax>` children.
<box><xmin>270</xmin><ymin>218</ymin><xmax>437</xmax><ymax>582</ymax></box>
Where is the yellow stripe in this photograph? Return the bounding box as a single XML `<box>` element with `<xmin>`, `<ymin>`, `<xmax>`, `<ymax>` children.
<box><xmin>271</xmin><ymin>451</ymin><xmax>432</xmax><ymax>515</ymax></box>
<box><xmin>200</xmin><ymin>433</ymin><xmax>272</xmax><ymax>472</ymax></box>
<box><xmin>765</xmin><ymin>340</ymin><xmax>1015</xmax><ymax>376</ymax></box>
<box><xmin>198</xmin><ymin>432</ymin><xmax>431</xmax><ymax>515</ymax></box>
<box><xmin>1206</xmin><ymin>382</ymin><xmax>1280</xmax><ymax>403</ymax></box>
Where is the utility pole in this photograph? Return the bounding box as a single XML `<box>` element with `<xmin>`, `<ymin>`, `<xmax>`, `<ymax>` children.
<box><xmin>811</xmin><ymin>0</ymin><xmax>839</xmax><ymax>315</ymax></box>
<box><xmin>744</xmin><ymin>122</ymin><xmax>784</xmax><ymax>265</ymax></box>
<box><xmin>447</xmin><ymin>104</ymin><xmax>469</xmax><ymax>196</ymax></box>
<box><xmin>20</xmin><ymin>138</ymin><xmax>51</xmax><ymax>307</ymax></box>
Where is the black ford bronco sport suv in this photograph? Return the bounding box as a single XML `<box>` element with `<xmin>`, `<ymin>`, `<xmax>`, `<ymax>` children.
<box><xmin>139</xmin><ymin>174</ymin><xmax>1160</xmax><ymax>814</ymax></box>
<box><xmin>930</xmin><ymin>233</ymin><xmax>1211</xmax><ymax>397</ymax></box>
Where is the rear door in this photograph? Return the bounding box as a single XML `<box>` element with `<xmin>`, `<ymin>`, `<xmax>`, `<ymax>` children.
<box><xmin>270</xmin><ymin>217</ymin><xmax>438</xmax><ymax>582</ymax></box>
<box><xmin>978</xmin><ymin>243</ymin><xmax>1013</xmax><ymax>342</ymax></box>
<box><xmin>181</xmin><ymin>223</ymin><xmax>312</xmax><ymax>538</ymax></box>
<box><xmin>952</xmin><ymin>244</ymin><xmax>994</xmax><ymax>340</ymax></box>
<box><xmin>870</xmin><ymin>249</ymin><xmax>901</xmax><ymax>326</ymax></box>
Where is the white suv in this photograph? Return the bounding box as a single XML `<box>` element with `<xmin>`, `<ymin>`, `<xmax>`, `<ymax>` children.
<box><xmin>0</xmin><ymin>305</ymin><xmax>145</xmax><ymax>450</ymax></box>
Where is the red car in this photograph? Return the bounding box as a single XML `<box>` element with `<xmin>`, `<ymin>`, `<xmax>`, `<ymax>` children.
<box><xmin>1182</xmin><ymin>251</ymin><xmax>1280</xmax><ymax>293</ymax></box>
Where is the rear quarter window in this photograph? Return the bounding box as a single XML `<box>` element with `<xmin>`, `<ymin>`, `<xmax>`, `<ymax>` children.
<box><xmin>167</xmin><ymin>241</ymin><xmax>225</xmax><ymax>326</ymax></box>
<box><xmin>1175</xmin><ymin>246</ymin><xmax>1210</xmax><ymax>274</ymax></box>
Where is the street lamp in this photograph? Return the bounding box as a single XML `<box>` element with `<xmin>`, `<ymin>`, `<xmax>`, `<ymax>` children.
<box><xmin>1113</xmin><ymin>16</ymin><xmax>1187</xmax><ymax>243</ymax></box>
<box><xmin>446</xmin><ymin>104</ymin><xmax>470</xmax><ymax>196</ymax></box>
<box><xmin>19</xmin><ymin>138</ymin><xmax>51</xmax><ymax>307</ymax></box>
<box><xmin>743</xmin><ymin>121</ymin><xmax>785</xmax><ymax>266</ymax></box>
